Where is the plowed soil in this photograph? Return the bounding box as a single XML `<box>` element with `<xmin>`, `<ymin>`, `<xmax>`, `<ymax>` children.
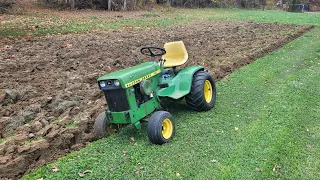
<box><xmin>0</xmin><ymin>21</ymin><xmax>312</xmax><ymax>179</ymax></box>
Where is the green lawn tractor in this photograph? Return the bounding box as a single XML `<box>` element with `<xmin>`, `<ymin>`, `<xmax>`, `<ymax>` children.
<box><xmin>93</xmin><ymin>41</ymin><xmax>216</xmax><ymax>145</ymax></box>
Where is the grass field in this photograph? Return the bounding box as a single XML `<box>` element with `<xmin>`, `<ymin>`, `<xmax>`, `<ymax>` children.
<box><xmin>20</xmin><ymin>9</ymin><xmax>320</xmax><ymax>179</ymax></box>
<box><xmin>1</xmin><ymin>8</ymin><xmax>320</xmax><ymax>38</ymax></box>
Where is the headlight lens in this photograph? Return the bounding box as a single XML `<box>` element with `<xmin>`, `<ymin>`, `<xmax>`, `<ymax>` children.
<box><xmin>114</xmin><ymin>80</ymin><xmax>120</xmax><ymax>86</ymax></box>
<box><xmin>99</xmin><ymin>81</ymin><xmax>106</xmax><ymax>87</ymax></box>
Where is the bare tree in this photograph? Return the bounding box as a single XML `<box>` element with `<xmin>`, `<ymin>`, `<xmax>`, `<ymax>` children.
<box><xmin>124</xmin><ymin>0</ymin><xmax>127</xmax><ymax>10</ymax></box>
<box><xmin>289</xmin><ymin>0</ymin><xmax>297</xmax><ymax>11</ymax></box>
<box><xmin>70</xmin><ymin>0</ymin><xmax>75</xmax><ymax>9</ymax></box>
<box><xmin>259</xmin><ymin>0</ymin><xmax>266</xmax><ymax>10</ymax></box>
<box><xmin>108</xmin><ymin>0</ymin><xmax>112</xmax><ymax>10</ymax></box>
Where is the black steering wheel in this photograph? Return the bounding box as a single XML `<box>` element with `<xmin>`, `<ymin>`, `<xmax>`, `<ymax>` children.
<box><xmin>140</xmin><ymin>47</ymin><xmax>166</xmax><ymax>57</ymax></box>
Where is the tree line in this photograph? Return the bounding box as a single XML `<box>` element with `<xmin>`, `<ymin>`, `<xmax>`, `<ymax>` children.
<box><xmin>0</xmin><ymin>0</ymin><xmax>310</xmax><ymax>12</ymax></box>
<box><xmin>38</xmin><ymin>0</ymin><xmax>269</xmax><ymax>10</ymax></box>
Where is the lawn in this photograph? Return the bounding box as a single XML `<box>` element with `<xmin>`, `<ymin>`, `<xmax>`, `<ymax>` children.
<box><xmin>21</xmin><ymin>9</ymin><xmax>320</xmax><ymax>179</ymax></box>
<box><xmin>1</xmin><ymin>8</ymin><xmax>320</xmax><ymax>39</ymax></box>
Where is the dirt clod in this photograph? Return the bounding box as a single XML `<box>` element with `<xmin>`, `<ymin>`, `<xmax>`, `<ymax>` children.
<box><xmin>2</xmin><ymin>89</ymin><xmax>21</xmax><ymax>104</ymax></box>
<box><xmin>28</xmin><ymin>133</ymin><xmax>35</xmax><ymax>138</ymax></box>
<box><xmin>30</xmin><ymin>121</ymin><xmax>43</xmax><ymax>133</ymax></box>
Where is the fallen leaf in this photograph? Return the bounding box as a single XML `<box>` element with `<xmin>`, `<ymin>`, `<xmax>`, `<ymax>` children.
<box><xmin>123</xmin><ymin>150</ymin><xmax>128</xmax><ymax>156</ymax></box>
<box><xmin>78</xmin><ymin>170</ymin><xmax>92</xmax><ymax>177</ymax></box>
<box><xmin>97</xmin><ymin>149</ymin><xmax>104</xmax><ymax>153</ymax></box>
<box><xmin>188</xmin><ymin>138</ymin><xmax>192</xmax><ymax>142</ymax></box>
<box><xmin>130</xmin><ymin>137</ymin><xmax>135</xmax><ymax>141</ymax></box>
<box><xmin>25</xmin><ymin>33</ymin><xmax>32</xmax><ymax>40</ymax></box>
<box><xmin>211</xmin><ymin>159</ymin><xmax>218</xmax><ymax>163</ymax></box>
<box><xmin>37</xmin><ymin>178</ymin><xmax>43</xmax><ymax>180</ymax></box>
<box><xmin>255</xmin><ymin>168</ymin><xmax>261</xmax><ymax>172</ymax></box>
<box><xmin>64</xmin><ymin>43</ymin><xmax>73</xmax><ymax>48</ymax></box>
<box><xmin>52</xmin><ymin>166</ymin><xmax>59</xmax><ymax>172</ymax></box>
<box><xmin>133</xmin><ymin>142</ymin><xmax>138</xmax><ymax>146</ymax></box>
<box><xmin>307</xmin><ymin>145</ymin><xmax>312</xmax><ymax>149</ymax></box>
<box><xmin>3</xmin><ymin>45</ymin><xmax>13</xmax><ymax>51</ymax></box>
<box><xmin>8</xmin><ymin>54</ymin><xmax>16</xmax><ymax>59</ymax></box>
<box><xmin>136</xmin><ymin>170</ymin><xmax>141</xmax><ymax>174</ymax></box>
<box><xmin>78</xmin><ymin>172</ymin><xmax>85</xmax><ymax>177</ymax></box>
<box><xmin>272</xmin><ymin>166</ymin><xmax>276</xmax><ymax>172</ymax></box>
<box><xmin>176</xmin><ymin>172</ymin><xmax>180</xmax><ymax>177</ymax></box>
<box><xmin>234</xmin><ymin>127</ymin><xmax>239</xmax><ymax>132</ymax></box>
<box><xmin>83</xmin><ymin>170</ymin><xmax>92</xmax><ymax>173</ymax></box>
<box><xmin>109</xmin><ymin>168</ymin><xmax>115</xmax><ymax>172</ymax></box>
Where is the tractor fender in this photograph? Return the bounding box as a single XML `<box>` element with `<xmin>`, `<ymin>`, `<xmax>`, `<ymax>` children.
<box><xmin>157</xmin><ymin>66</ymin><xmax>204</xmax><ymax>99</ymax></box>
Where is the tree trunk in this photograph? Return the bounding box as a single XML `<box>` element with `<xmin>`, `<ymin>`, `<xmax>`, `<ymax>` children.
<box><xmin>124</xmin><ymin>0</ymin><xmax>127</xmax><ymax>10</ymax></box>
<box><xmin>108</xmin><ymin>0</ymin><xmax>112</xmax><ymax>10</ymax></box>
<box><xmin>133</xmin><ymin>0</ymin><xmax>136</xmax><ymax>10</ymax></box>
<box><xmin>70</xmin><ymin>0</ymin><xmax>75</xmax><ymax>9</ymax></box>
<box><xmin>260</xmin><ymin>0</ymin><xmax>266</xmax><ymax>10</ymax></box>
<box><xmin>289</xmin><ymin>0</ymin><xmax>297</xmax><ymax>11</ymax></box>
<box><xmin>236</xmin><ymin>0</ymin><xmax>241</xmax><ymax>8</ymax></box>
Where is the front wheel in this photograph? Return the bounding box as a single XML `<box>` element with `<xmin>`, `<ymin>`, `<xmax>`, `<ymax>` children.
<box><xmin>147</xmin><ymin>111</ymin><xmax>175</xmax><ymax>145</ymax></box>
<box><xmin>93</xmin><ymin>112</ymin><xmax>115</xmax><ymax>139</ymax></box>
<box><xmin>186</xmin><ymin>71</ymin><xmax>216</xmax><ymax>111</ymax></box>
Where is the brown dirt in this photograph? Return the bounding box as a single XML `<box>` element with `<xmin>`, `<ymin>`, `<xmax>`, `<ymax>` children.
<box><xmin>0</xmin><ymin>20</ymin><xmax>312</xmax><ymax>179</ymax></box>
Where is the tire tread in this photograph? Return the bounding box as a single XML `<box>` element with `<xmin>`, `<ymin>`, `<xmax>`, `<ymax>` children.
<box><xmin>147</xmin><ymin>111</ymin><xmax>175</xmax><ymax>145</ymax></box>
<box><xmin>93</xmin><ymin>112</ymin><xmax>109</xmax><ymax>139</ymax></box>
<box><xmin>186</xmin><ymin>71</ymin><xmax>216</xmax><ymax>111</ymax></box>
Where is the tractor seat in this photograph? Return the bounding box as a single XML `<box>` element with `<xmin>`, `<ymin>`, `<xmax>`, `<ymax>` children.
<box><xmin>162</xmin><ymin>41</ymin><xmax>188</xmax><ymax>68</ymax></box>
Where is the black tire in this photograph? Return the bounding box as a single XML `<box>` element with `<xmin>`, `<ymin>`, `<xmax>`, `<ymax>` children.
<box><xmin>147</xmin><ymin>111</ymin><xmax>175</xmax><ymax>145</ymax></box>
<box><xmin>93</xmin><ymin>112</ymin><xmax>111</xmax><ymax>139</ymax></box>
<box><xmin>186</xmin><ymin>71</ymin><xmax>216</xmax><ymax>111</ymax></box>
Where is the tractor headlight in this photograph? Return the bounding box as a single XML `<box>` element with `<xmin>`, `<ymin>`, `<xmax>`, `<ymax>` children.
<box><xmin>114</xmin><ymin>80</ymin><xmax>120</xmax><ymax>86</ymax></box>
<box><xmin>99</xmin><ymin>81</ymin><xmax>106</xmax><ymax>88</ymax></box>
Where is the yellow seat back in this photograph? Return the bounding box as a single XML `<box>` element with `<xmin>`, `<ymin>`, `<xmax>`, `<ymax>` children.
<box><xmin>162</xmin><ymin>41</ymin><xmax>188</xmax><ymax>68</ymax></box>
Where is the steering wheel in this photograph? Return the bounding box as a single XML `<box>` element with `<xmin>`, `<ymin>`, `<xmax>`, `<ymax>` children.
<box><xmin>140</xmin><ymin>47</ymin><xmax>166</xmax><ymax>57</ymax></box>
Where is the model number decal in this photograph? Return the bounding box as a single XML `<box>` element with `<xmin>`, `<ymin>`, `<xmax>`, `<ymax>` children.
<box><xmin>125</xmin><ymin>69</ymin><xmax>161</xmax><ymax>88</ymax></box>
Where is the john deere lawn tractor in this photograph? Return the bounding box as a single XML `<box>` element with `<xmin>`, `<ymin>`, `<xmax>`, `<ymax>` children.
<box><xmin>93</xmin><ymin>41</ymin><xmax>216</xmax><ymax>145</ymax></box>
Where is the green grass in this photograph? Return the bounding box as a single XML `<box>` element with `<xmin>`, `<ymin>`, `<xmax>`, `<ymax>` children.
<box><xmin>0</xmin><ymin>133</ymin><xmax>16</xmax><ymax>144</ymax></box>
<box><xmin>23</xmin><ymin>137</ymin><xmax>43</xmax><ymax>146</ymax></box>
<box><xmin>22</xmin><ymin>25</ymin><xmax>320</xmax><ymax>180</ymax></box>
<box><xmin>216</xmin><ymin>9</ymin><xmax>320</xmax><ymax>26</ymax></box>
<box><xmin>1</xmin><ymin>8</ymin><xmax>319</xmax><ymax>38</ymax></box>
<box><xmin>63</xmin><ymin>121</ymin><xmax>77</xmax><ymax>129</ymax></box>
<box><xmin>51</xmin><ymin>119</ymin><xmax>61</xmax><ymax>124</ymax></box>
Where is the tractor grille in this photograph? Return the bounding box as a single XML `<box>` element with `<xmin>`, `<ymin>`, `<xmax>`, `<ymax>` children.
<box><xmin>103</xmin><ymin>89</ymin><xmax>129</xmax><ymax>112</ymax></box>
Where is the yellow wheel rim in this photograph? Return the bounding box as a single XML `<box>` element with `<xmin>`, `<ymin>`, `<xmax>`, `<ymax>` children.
<box><xmin>162</xmin><ymin>118</ymin><xmax>173</xmax><ymax>139</ymax></box>
<box><xmin>204</xmin><ymin>80</ymin><xmax>213</xmax><ymax>103</ymax></box>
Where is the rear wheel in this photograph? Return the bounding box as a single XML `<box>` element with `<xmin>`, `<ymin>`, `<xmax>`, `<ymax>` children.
<box><xmin>186</xmin><ymin>71</ymin><xmax>216</xmax><ymax>111</ymax></box>
<box><xmin>147</xmin><ymin>111</ymin><xmax>175</xmax><ymax>145</ymax></box>
<box><xmin>93</xmin><ymin>112</ymin><xmax>115</xmax><ymax>139</ymax></box>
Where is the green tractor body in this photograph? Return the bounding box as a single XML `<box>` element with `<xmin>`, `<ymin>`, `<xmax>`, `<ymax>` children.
<box><xmin>97</xmin><ymin>62</ymin><xmax>161</xmax><ymax>129</ymax></box>
<box><xmin>97</xmin><ymin>61</ymin><xmax>203</xmax><ymax>129</ymax></box>
<box><xmin>94</xmin><ymin>41</ymin><xmax>216</xmax><ymax>145</ymax></box>
<box><xmin>157</xmin><ymin>65</ymin><xmax>203</xmax><ymax>99</ymax></box>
